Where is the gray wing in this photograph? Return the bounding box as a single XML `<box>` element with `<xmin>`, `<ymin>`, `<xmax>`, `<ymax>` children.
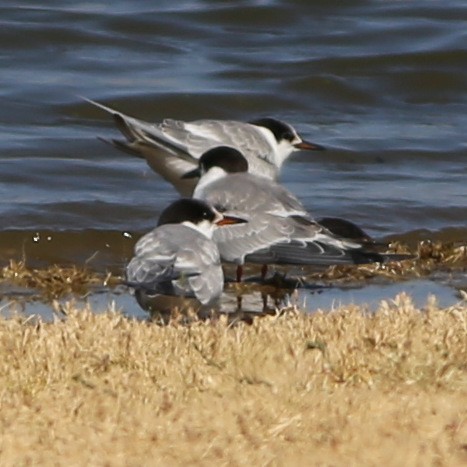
<box><xmin>244</xmin><ymin>240</ymin><xmax>373</xmax><ymax>266</ymax></box>
<box><xmin>187</xmin><ymin>261</ymin><xmax>223</xmax><ymax>306</ymax></box>
<box><xmin>246</xmin><ymin>241</ymin><xmax>412</xmax><ymax>266</ymax></box>
<box><xmin>195</xmin><ymin>173</ymin><xmax>309</xmax><ymax>217</ymax></box>
<box><xmin>149</xmin><ymin>118</ymin><xmax>279</xmax><ymax>179</ymax></box>
<box><xmin>194</xmin><ymin>175</ymin><xmax>316</xmax><ymax>262</ymax></box>
<box><xmin>182</xmin><ymin>235</ymin><xmax>224</xmax><ymax>305</ymax></box>
<box><xmin>126</xmin><ymin>228</ymin><xmax>179</xmax><ymax>292</ymax></box>
<box><xmin>195</xmin><ymin>173</ymin><xmax>369</xmax><ymax>265</ymax></box>
<box><xmin>239</xmin><ymin>214</ymin><xmax>385</xmax><ymax>266</ymax></box>
<box><xmin>214</xmin><ymin>213</ymin><xmax>364</xmax><ymax>265</ymax></box>
<box><xmin>167</xmin><ymin>119</ymin><xmax>276</xmax><ymax>165</ymax></box>
<box><xmin>126</xmin><ymin>225</ymin><xmax>223</xmax><ymax>304</ymax></box>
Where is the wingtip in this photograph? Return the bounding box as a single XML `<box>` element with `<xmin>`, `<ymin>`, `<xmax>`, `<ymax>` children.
<box><xmin>77</xmin><ymin>95</ymin><xmax>102</xmax><ymax>108</ymax></box>
<box><xmin>78</xmin><ymin>95</ymin><xmax>93</xmax><ymax>104</ymax></box>
<box><xmin>80</xmin><ymin>96</ymin><xmax>117</xmax><ymax>114</ymax></box>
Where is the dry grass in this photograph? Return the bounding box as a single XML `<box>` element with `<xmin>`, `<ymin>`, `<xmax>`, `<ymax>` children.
<box><xmin>0</xmin><ymin>294</ymin><xmax>466</xmax><ymax>466</ymax></box>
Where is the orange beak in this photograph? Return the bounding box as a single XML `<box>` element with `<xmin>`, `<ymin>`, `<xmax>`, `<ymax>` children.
<box><xmin>216</xmin><ymin>215</ymin><xmax>247</xmax><ymax>226</ymax></box>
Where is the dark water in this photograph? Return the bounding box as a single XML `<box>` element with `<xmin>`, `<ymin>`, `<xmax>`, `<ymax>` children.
<box><xmin>1</xmin><ymin>1</ymin><xmax>466</xmax><ymax>316</ymax></box>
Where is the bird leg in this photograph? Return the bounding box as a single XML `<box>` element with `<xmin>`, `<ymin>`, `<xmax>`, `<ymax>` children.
<box><xmin>236</xmin><ymin>265</ymin><xmax>243</xmax><ymax>283</ymax></box>
<box><xmin>260</xmin><ymin>264</ymin><xmax>268</xmax><ymax>281</ymax></box>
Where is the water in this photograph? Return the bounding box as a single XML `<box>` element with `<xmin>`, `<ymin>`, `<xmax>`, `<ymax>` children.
<box><xmin>0</xmin><ymin>1</ymin><xmax>466</xmax><ymax>316</ymax></box>
<box><xmin>0</xmin><ymin>278</ymin><xmax>462</xmax><ymax>323</ymax></box>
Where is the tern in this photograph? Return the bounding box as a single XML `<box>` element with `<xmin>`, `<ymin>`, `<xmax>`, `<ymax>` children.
<box><xmin>85</xmin><ymin>98</ymin><xmax>324</xmax><ymax>196</ymax></box>
<box><xmin>182</xmin><ymin>147</ymin><xmax>404</xmax><ymax>281</ymax></box>
<box><xmin>126</xmin><ymin>198</ymin><xmax>245</xmax><ymax>321</ymax></box>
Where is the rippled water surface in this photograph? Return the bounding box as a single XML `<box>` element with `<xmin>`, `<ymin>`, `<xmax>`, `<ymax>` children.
<box><xmin>1</xmin><ymin>1</ymin><xmax>466</xmax><ymax>314</ymax></box>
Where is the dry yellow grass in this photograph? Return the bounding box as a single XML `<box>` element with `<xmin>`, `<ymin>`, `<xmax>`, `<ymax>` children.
<box><xmin>0</xmin><ymin>293</ymin><xmax>466</xmax><ymax>466</ymax></box>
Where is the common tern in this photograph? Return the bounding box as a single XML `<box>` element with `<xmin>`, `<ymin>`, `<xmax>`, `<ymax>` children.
<box><xmin>85</xmin><ymin>98</ymin><xmax>324</xmax><ymax>196</ymax></box>
<box><xmin>183</xmin><ymin>147</ymin><xmax>402</xmax><ymax>281</ymax></box>
<box><xmin>125</xmin><ymin>198</ymin><xmax>246</xmax><ymax>321</ymax></box>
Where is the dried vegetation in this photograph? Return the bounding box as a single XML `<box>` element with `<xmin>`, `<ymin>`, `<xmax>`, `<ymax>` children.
<box><xmin>305</xmin><ymin>240</ymin><xmax>467</xmax><ymax>284</ymax></box>
<box><xmin>0</xmin><ymin>294</ymin><xmax>466</xmax><ymax>465</ymax></box>
<box><xmin>0</xmin><ymin>240</ymin><xmax>466</xmax><ymax>299</ymax></box>
<box><xmin>0</xmin><ymin>260</ymin><xmax>120</xmax><ymax>300</ymax></box>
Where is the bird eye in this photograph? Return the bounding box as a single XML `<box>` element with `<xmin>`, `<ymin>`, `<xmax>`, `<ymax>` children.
<box><xmin>283</xmin><ymin>131</ymin><xmax>295</xmax><ymax>141</ymax></box>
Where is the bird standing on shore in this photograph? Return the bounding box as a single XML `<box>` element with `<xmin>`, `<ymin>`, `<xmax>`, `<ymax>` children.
<box><xmin>126</xmin><ymin>198</ymin><xmax>245</xmax><ymax>321</ymax></box>
<box><xmin>183</xmin><ymin>147</ymin><xmax>398</xmax><ymax>281</ymax></box>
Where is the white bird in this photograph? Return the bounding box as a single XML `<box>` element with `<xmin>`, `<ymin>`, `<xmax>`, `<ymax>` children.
<box><xmin>85</xmin><ymin>98</ymin><xmax>324</xmax><ymax>196</ymax></box>
<box><xmin>126</xmin><ymin>198</ymin><xmax>245</xmax><ymax>321</ymax></box>
<box><xmin>182</xmin><ymin>147</ymin><xmax>395</xmax><ymax>281</ymax></box>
